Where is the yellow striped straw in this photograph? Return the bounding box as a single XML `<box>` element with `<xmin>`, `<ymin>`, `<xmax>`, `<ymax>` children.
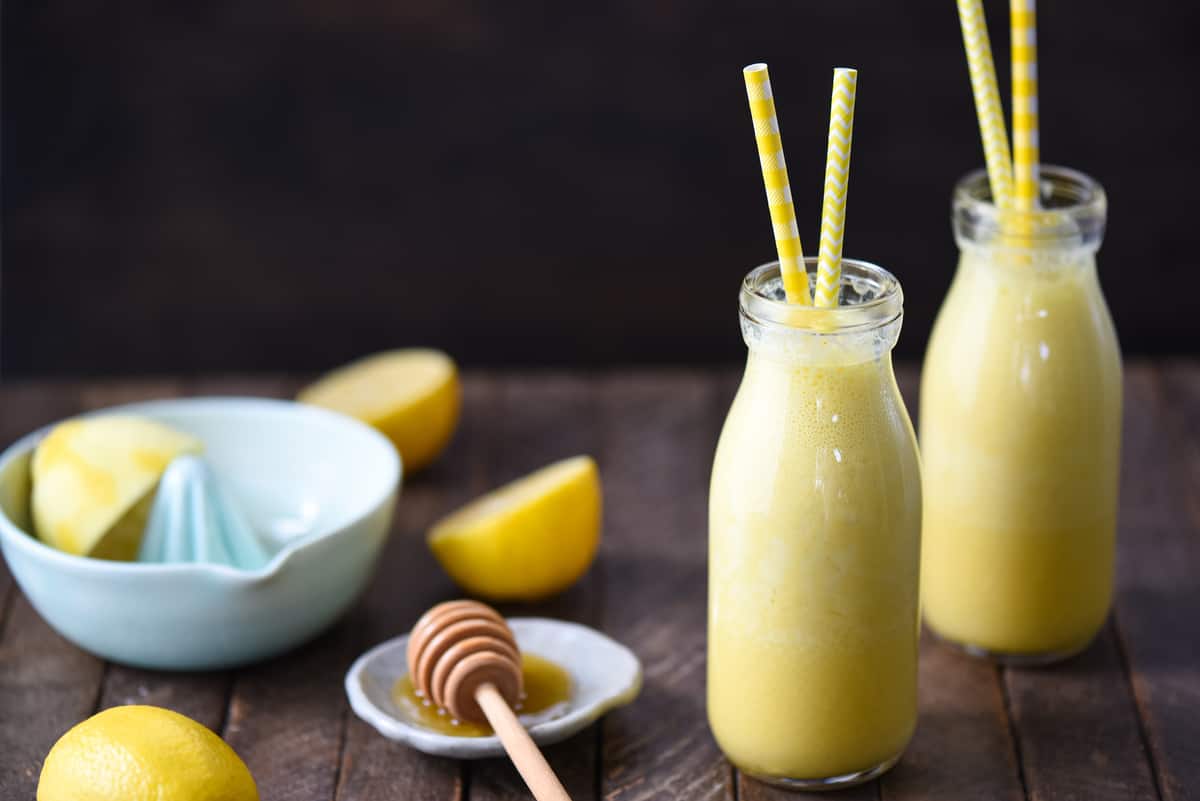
<box><xmin>1011</xmin><ymin>0</ymin><xmax>1040</xmax><ymax>212</ymax></box>
<box><xmin>957</xmin><ymin>0</ymin><xmax>1013</xmax><ymax>208</ymax></box>
<box><xmin>813</xmin><ymin>68</ymin><xmax>857</xmax><ymax>308</ymax></box>
<box><xmin>743</xmin><ymin>63</ymin><xmax>810</xmax><ymax>304</ymax></box>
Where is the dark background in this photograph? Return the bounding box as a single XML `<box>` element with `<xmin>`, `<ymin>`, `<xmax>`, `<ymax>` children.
<box><xmin>3</xmin><ymin>1</ymin><xmax>1196</xmax><ymax>376</ymax></box>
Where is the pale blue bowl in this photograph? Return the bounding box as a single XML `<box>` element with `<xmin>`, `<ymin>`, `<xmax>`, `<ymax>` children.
<box><xmin>0</xmin><ymin>397</ymin><xmax>401</xmax><ymax>670</ymax></box>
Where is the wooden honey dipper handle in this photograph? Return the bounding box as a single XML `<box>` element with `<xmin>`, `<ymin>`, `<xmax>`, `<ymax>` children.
<box><xmin>407</xmin><ymin>600</ymin><xmax>574</xmax><ymax>801</ymax></box>
<box><xmin>476</xmin><ymin>682</ymin><xmax>573</xmax><ymax>801</ymax></box>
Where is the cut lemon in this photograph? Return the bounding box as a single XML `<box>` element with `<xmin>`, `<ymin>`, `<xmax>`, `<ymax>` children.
<box><xmin>38</xmin><ymin>705</ymin><xmax>258</xmax><ymax>801</ymax></box>
<box><xmin>32</xmin><ymin>417</ymin><xmax>202</xmax><ymax>560</ymax></box>
<box><xmin>428</xmin><ymin>456</ymin><xmax>602</xmax><ymax>601</ymax></box>
<box><xmin>297</xmin><ymin>349</ymin><xmax>460</xmax><ymax>473</ymax></box>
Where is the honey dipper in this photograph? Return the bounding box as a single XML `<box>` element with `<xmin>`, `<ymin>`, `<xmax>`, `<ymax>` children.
<box><xmin>406</xmin><ymin>600</ymin><xmax>573</xmax><ymax>801</ymax></box>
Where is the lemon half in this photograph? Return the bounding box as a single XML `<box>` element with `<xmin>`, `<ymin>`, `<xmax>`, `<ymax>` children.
<box><xmin>32</xmin><ymin>417</ymin><xmax>202</xmax><ymax>560</ymax></box>
<box><xmin>38</xmin><ymin>705</ymin><xmax>258</xmax><ymax>801</ymax></box>
<box><xmin>428</xmin><ymin>455</ymin><xmax>602</xmax><ymax>601</ymax></box>
<box><xmin>298</xmin><ymin>349</ymin><xmax>460</xmax><ymax>473</ymax></box>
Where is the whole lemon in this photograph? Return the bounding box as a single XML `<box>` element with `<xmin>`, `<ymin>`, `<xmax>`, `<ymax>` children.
<box><xmin>37</xmin><ymin>705</ymin><xmax>258</xmax><ymax>801</ymax></box>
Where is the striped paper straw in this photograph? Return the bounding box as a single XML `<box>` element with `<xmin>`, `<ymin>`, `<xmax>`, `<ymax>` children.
<box><xmin>958</xmin><ymin>0</ymin><xmax>1013</xmax><ymax>208</ymax></box>
<box><xmin>743</xmin><ymin>63</ymin><xmax>810</xmax><ymax>304</ymax></box>
<box><xmin>1011</xmin><ymin>0</ymin><xmax>1040</xmax><ymax>212</ymax></box>
<box><xmin>813</xmin><ymin>68</ymin><xmax>857</xmax><ymax>308</ymax></box>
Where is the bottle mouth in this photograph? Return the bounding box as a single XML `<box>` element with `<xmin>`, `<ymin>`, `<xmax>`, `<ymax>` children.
<box><xmin>740</xmin><ymin>258</ymin><xmax>903</xmax><ymax>334</ymax></box>
<box><xmin>953</xmin><ymin>164</ymin><xmax>1107</xmax><ymax>250</ymax></box>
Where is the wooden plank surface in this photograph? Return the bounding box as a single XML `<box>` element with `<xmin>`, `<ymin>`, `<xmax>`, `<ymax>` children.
<box><xmin>470</xmin><ymin>374</ymin><xmax>603</xmax><ymax>801</ymax></box>
<box><xmin>0</xmin><ymin>364</ymin><xmax>1197</xmax><ymax>801</ymax></box>
<box><xmin>598</xmin><ymin>372</ymin><xmax>733</xmax><ymax>801</ymax></box>
<box><xmin>0</xmin><ymin>381</ymin><xmax>94</xmax><ymax>798</ymax></box>
<box><xmin>1114</xmin><ymin>364</ymin><xmax>1200</xmax><ymax>801</ymax></box>
<box><xmin>1004</xmin><ymin>624</ymin><xmax>1158</xmax><ymax>801</ymax></box>
<box><xmin>332</xmin><ymin>375</ymin><xmax>487</xmax><ymax>801</ymax></box>
<box><xmin>882</xmin><ymin>638</ymin><xmax>1023</xmax><ymax>801</ymax></box>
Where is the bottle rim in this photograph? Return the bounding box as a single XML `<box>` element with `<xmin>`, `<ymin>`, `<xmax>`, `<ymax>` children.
<box><xmin>953</xmin><ymin>164</ymin><xmax>1106</xmax><ymax>250</ymax></box>
<box><xmin>740</xmin><ymin>258</ymin><xmax>903</xmax><ymax>335</ymax></box>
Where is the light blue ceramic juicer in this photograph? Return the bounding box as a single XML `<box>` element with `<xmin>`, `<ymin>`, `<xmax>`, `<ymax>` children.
<box><xmin>137</xmin><ymin>454</ymin><xmax>281</xmax><ymax>570</ymax></box>
<box><xmin>0</xmin><ymin>397</ymin><xmax>400</xmax><ymax>670</ymax></box>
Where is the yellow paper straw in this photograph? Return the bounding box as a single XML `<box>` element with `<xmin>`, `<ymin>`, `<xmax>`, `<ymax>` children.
<box><xmin>813</xmin><ymin>68</ymin><xmax>857</xmax><ymax>308</ymax></box>
<box><xmin>1011</xmin><ymin>0</ymin><xmax>1040</xmax><ymax>212</ymax></box>
<box><xmin>957</xmin><ymin>0</ymin><xmax>1013</xmax><ymax>208</ymax></box>
<box><xmin>743</xmin><ymin>63</ymin><xmax>810</xmax><ymax>304</ymax></box>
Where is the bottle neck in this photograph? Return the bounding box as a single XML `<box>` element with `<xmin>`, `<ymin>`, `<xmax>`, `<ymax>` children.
<box><xmin>953</xmin><ymin>165</ymin><xmax>1107</xmax><ymax>255</ymax></box>
<box><xmin>957</xmin><ymin>240</ymin><xmax>1098</xmax><ymax>283</ymax></box>
<box><xmin>741</xmin><ymin>313</ymin><xmax>902</xmax><ymax>368</ymax></box>
<box><xmin>738</xmin><ymin>258</ymin><xmax>905</xmax><ymax>367</ymax></box>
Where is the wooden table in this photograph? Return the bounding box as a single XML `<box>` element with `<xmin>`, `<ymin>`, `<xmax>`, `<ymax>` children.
<box><xmin>1</xmin><ymin>363</ymin><xmax>1196</xmax><ymax>801</ymax></box>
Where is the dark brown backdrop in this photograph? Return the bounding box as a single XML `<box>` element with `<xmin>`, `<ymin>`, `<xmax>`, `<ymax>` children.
<box><xmin>3</xmin><ymin>1</ymin><xmax>1197</xmax><ymax>376</ymax></box>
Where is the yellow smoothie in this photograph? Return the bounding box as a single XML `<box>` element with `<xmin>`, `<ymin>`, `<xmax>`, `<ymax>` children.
<box><xmin>709</xmin><ymin>262</ymin><xmax>921</xmax><ymax>783</ymax></box>
<box><xmin>921</xmin><ymin>241</ymin><xmax>1121</xmax><ymax>657</ymax></box>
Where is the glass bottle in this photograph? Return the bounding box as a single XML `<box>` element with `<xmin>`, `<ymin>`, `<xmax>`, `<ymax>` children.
<box><xmin>708</xmin><ymin>258</ymin><xmax>922</xmax><ymax>789</ymax></box>
<box><xmin>920</xmin><ymin>166</ymin><xmax>1121</xmax><ymax>663</ymax></box>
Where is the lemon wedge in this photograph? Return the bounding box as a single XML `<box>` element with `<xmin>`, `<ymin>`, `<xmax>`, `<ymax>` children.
<box><xmin>32</xmin><ymin>417</ymin><xmax>202</xmax><ymax>560</ymax></box>
<box><xmin>38</xmin><ymin>705</ymin><xmax>258</xmax><ymax>801</ymax></box>
<box><xmin>428</xmin><ymin>456</ymin><xmax>602</xmax><ymax>601</ymax></box>
<box><xmin>298</xmin><ymin>349</ymin><xmax>460</xmax><ymax>473</ymax></box>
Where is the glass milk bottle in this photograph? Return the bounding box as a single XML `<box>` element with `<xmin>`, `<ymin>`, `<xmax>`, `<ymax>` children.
<box><xmin>920</xmin><ymin>166</ymin><xmax>1121</xmax><ymax>663</ymax></box>
<box><xmin>708</xmin><ymin>258</ymin><xmax>922</xmax><ymax>789</ymax></box>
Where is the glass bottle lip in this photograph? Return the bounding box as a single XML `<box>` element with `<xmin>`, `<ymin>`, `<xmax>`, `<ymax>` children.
<box><xmin>739</xmin><ymin>257</ymin><xmax>903</xmax><ymax>334</ymax></box>
<box><xmin>953</xmin><ymin>164</ymin><xmax>1107</xmax><ymax>251</ymax></box>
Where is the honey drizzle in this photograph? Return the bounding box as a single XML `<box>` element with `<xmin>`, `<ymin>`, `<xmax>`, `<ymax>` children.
<box><xmin>392</xmin><ymin>653</ymin><xmax>571</xmax><ymax>737</ymax></box>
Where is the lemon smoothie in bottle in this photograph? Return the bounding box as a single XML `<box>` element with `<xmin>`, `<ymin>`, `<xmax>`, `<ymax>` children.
<box><xmin>923</xmin><ymin>0</ymin><xmax>1122</xmax><ymax>662</ymax></box>
<box><xmin>920</xmin><ymin>167</ymin><xmax>1120</xmax><ymax>661</ymax></box>
<box><xmin>709</xmin><ymin>259</ymin><xmax>922</xmax><ymax>787</ymax></box>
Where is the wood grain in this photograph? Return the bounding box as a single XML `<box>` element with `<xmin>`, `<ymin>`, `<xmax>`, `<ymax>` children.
<box><xmin>1114</xmin><ymin>363</ymin><xmax>1200</xmax><ymax>801</ymax></box>
<box><xmin>1</xmin><ymin>365</ymin><xmax>1198</xmax><ymax>801</ymax></box>
<box><xmin>222</xmin><ymin>622</ymin><xmax>355</xmax><ymax>801</ymax></box>
<box><xmin>470</xmin><ymin>375</ymin><xmax>603</xmax><ymax>801</ymax></box>
<box><xmin>881</xmin><ymin>637</ymin><xmax>1023</xmax><ymax>801</ymax></box>
<box><xmin>0</xmin><ymin>596</ymin><xmax>106</xmax><ymax>794</ymax></box>
<box><xmin>598</xmin><ymin>372</ymin><xmax>732</xmax><ymax>801</ymax></box>
<box><xmin>1004</xmin><ymin>623</ymin><xmax>1158</xmax><ymax>801</ymax></box>
<box><xmin>0</xmin><ymin>382</ymin><xmax>97</xmax><ymax>798</ymax></box>
<box><xmin>334</xmin><ymin>377</ymin><xmax>492</xmax><ymax>801</ymax></box>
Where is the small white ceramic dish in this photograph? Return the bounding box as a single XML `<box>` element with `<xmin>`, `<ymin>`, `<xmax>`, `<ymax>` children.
<box><xmin>346</xmin><ymin>617</ymin><xmax>642</xmax><ymax>758</ymax></box>
<box><xmin>0</xmin><ymin>397</ymin><xmax>401</xmax><ymax>670</ymax></box>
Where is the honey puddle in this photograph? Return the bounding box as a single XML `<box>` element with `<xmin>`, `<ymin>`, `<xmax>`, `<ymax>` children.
<box><xmin>393</xmin><ymin>653</ymin><xmax>572</xmax><ymax>737</ymax></box>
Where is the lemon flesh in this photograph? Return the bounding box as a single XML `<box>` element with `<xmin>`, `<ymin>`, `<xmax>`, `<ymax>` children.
<box><xmin>298</xmin><ymin>349</ymin><xmax>460</xmax><ymax>473</ymax></box>
<box><xmin>32</xmin><ymin>417</ymin><xmax>202</xmax><ymax>559</ymax></box>
<box><xmin>37</xmin><ymin>704</ymin><xmax>258</xmax><ymax>801</ymax></box>
<box><xmin>428</xmin><ymin>455</ymin><xmax>602</xmax><ymax>601</ymax></box>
